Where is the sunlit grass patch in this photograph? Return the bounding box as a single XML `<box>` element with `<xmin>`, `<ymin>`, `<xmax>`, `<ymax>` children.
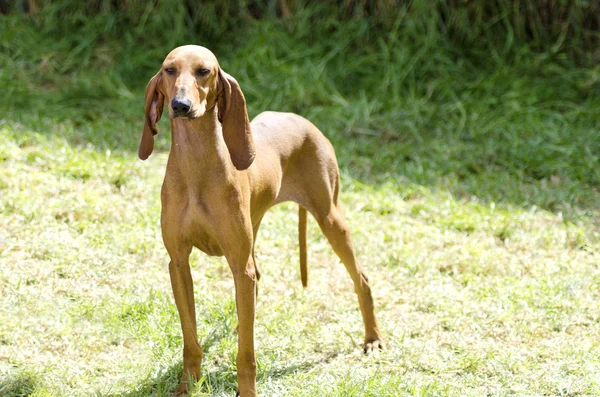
<box><xmin>2</xmin><ymin>110</ymin><xmax>600</xmax><ymax>396</ymax></box>
<box><xmin>1</xmin><ymin>3</ymin><xmax>600</xmax><ymax>395</ymax></box>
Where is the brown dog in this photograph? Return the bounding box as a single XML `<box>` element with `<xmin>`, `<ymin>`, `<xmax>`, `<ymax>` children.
<box><xmin>139</xmin><ymin>45</ymin><xmax>383</xmax><ymax>396</ymax></box>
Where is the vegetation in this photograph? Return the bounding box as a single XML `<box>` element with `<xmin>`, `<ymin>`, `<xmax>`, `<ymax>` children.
<box><xmin>1</xmin><ymin>1</ymin><xmax>599</xmax><ymax>396</ymax></box>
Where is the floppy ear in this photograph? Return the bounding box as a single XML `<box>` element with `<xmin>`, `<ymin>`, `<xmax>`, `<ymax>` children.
<box><xmin>139</xmin><ymin>71</ymin><xmax>165</xmax><ymax>160</ymax></box>
<box><xmin>217</xmin><ymin>69</ymin><xmax>256</xmax><ymax>170</ymax></box>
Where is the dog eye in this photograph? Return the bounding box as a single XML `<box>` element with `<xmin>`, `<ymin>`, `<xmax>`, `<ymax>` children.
<box><xmin>164</xmin><ymin>68</ymin><xmax>176</xmax><ymax>75</ymax></box>
<box><xmin>196</xmin><ymin>68</ymin><xmax>210</xmax><ymax>77</ymax></box>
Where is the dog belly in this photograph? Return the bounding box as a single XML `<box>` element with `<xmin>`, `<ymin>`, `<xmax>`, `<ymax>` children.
<box><xmin>189</xmin><ymin>227</ymin><xmax>224</xmax><ymax>257</ymax></box>
<box><xmin>188</xmin><ymin>214</ymin><xmax>224</xmax><ymax>257</ymax></box>
<box><xmin>177</xmin><ymin>200</ymin><xmax>225</xmax><ymax>257</ymax></box>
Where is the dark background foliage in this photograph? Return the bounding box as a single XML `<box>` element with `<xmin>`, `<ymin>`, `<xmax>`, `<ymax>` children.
<box><xmin>1</xmin><ymin>0</ymin><xmax>599</xmax><ymax>219</ymax></box>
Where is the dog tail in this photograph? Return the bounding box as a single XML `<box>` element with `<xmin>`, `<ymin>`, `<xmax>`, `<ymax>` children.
<box><xmin>299</xmin><ymin>205</ymin><xmax>308</xmax><ymax>288</ymax></box>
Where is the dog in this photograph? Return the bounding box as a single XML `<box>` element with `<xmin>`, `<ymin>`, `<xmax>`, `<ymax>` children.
<box><xmin>139</xmin><ymin>45</ymin><xmax>383</xmax><ymax>396</ymax></box>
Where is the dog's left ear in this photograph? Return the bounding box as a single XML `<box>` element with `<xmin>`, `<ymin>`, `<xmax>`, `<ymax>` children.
<box><xmin>139</xmin><ymin>71</ymin><xmax>165</xmax><ymax>160</ymax></box>
<box><xmin>217</xmin><ymin>69</ymin><xmax>256</xmax><ymax>170</ymax></box>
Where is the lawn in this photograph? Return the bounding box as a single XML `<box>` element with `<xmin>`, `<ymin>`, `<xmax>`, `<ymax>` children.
<box><xmin>1</xmin><ymin>3</ymin><xmax>600</xmax><ymax>396</ymax></box>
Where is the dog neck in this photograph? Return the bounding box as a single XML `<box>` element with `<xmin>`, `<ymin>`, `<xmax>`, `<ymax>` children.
<box><xmin>168</xmin><ymin>106</ymin><xmax>232</xmax><ymax>182</ymax></box>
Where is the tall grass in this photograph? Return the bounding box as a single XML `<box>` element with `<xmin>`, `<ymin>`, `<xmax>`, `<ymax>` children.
<box><xmin>1</xmin><ymin>0</ymin><xmax>599</xmax><ymax>219</ymax></box>
<box><xmin>6</xmin><ymin>1</ymin><xmax>600</xmax><ymax>57</ymax></box>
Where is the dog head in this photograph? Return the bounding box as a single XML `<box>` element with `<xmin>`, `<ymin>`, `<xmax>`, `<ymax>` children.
<box><xmin>139</xmin><ymin>45</ymin><xmax>255</xmax><ymax>170</ymax></box>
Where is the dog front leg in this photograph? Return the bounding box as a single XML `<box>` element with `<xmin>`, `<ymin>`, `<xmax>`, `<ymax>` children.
<box><xmin>229</xmin><ymin>254</ymin><xmax>258</xmax><ymax>397</ymax></box>
<box><xmin>221</xmin><ymin>223</ymin><xmax>258</xmax><ymax>397</ymax></box>
<box><xmin>168</xmin><ymin>247</ymin><xmax>203</xmax><ymax>396</ymax></box>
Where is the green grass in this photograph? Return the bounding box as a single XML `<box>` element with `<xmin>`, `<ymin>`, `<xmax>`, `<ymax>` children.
<box><xmin>1</xmin><ymin>3</ymin><xmax>600</xmax><ymax>396</ymax></box>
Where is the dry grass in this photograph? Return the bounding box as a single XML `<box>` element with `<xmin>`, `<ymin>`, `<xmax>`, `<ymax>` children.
<box><xmin>1</xmin><ymin>3</ymin><xmax>600</xmax><ymax>395</ymax></box>
<box><xmin>1</xmin><ymin>117</ymin><xmax>599</xmax><ymax>396</ymax></box>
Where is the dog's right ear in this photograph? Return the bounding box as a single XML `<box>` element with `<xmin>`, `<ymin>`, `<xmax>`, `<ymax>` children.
<box><xmin>139</xmin><ymin>71</ymin><xmax>165</xmax><ymax>160</ymax></box>
<box><xmin>217</xmin><ymin>69</ymin><xmax>256</xmax><ymax>170</ymax></box>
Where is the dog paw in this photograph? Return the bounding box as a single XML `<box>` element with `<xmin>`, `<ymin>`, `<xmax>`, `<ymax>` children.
<box><xmin>172</xmin><ymin>377</ymin><xmax>196</xmax><ymax>396</ymax></box>
<box><xmin>172</xmin><ymin>386</ymin><xmax>188</xmax><ymax>397</ymax></box>
<box><xmin>363</xmin><ymin>338</ymin><xmax>384</xmax><ymax>354</ymax></box>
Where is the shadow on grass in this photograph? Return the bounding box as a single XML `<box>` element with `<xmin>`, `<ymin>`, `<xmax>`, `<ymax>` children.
<box><xmin>0</xmin><ymin>371</ymin><xmax>37</xmax><ymax>397</ymax></box>
<box><xmin>4</xmin><ymin>91</ymin><xmax>600</xmax><ymax>223</ymax></box>
<box><xmin>100</xmin><ymin>355</ymin><xmax>328</xmax><ymax>397</ymax></box>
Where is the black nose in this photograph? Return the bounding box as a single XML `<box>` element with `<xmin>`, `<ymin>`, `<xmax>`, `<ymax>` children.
<box><xmin>171</xmin><ymin>98</ymin><xmax>191</xmax><ymax>115</ymax></box>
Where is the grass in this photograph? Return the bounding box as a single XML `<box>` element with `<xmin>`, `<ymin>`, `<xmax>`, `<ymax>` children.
<box><xmin>1</xmin><ymin>2</ymin><xmax>600</xmax><ymax>396</ymax></box>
